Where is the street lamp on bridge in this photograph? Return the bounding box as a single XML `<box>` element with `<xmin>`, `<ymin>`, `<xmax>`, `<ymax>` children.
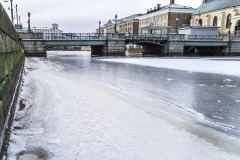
<box><xmin>8</xmin><ymin>3</ymin><xmax>18</xmax><ymax>25</ymax></box>
<box><xmin>9</xmin><ymin>0</ymin><xmax>14</xmax><ymax>23</ymax></box>
<box><xmin>28</xmin><ymin>12</ymin><xmax>31</xmax><ymax>32</ymax></box>
<box><xmin>113</xmin><ymin>14</ymin><xmax>118</xmax><ymax>33</ymax></box>
<box><xmin>176</xmin><ymin>16</ymin><xmax>179</xmax><ymax>34</ymax></box>
<box><xmin>229</xmin><ymin>22</ymin><xmax>232</xmax><ymax>37</ymax></box>
<box><xmin>99</xmin><ymin>20</ymin><xmax>101</xmax><ymax>34</ymax></box>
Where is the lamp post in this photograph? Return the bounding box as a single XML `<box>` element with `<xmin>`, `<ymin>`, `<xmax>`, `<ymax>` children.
<box><xmin>229</xmin><ymin>22</ymin><xmax>232</xmax><ymax>37</ymax></box>
<box><xmin>10</xmin><ymin>0</ymin><xmax>13</xmax><ymax>23</ymax></box>
<box><xmin>176</xmin><ymin>16</ymin><xmax>179</xmax><ymax>34</ymax></box>
<box><xmin>15</xmin><ymin>4</ymin><xmax>18</xmax><ymax>25</ymax></box>
<box><xmin>113</xmin><ymin>14</ymin><xmax>118</xmax><ymax>33</ymax></box>
<box><xmin>28</xmin><ymin>12</ymin><xmax>31</xmax><ymax>32</ymax></box>
<box><xmin>99</xmin><ymin>20</ymin><xmax>101</xmax><ymax>34</ymax></box>
<box><xmin>8</xmin><ymin>3</ymin><xmax>18</xmax><ymax>25</ymax></box>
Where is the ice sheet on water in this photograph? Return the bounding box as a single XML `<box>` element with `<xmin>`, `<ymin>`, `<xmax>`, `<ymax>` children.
<box><xmin>99</xmin><ymin>58</ymin><xmax>240</xmax><ymax>76</ymax></box>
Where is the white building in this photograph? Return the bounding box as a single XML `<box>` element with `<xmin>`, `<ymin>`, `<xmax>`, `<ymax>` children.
<box><xmin>31</xmin><ymin>23</ymin><xmax>63</xmax><ymax>39</ymax></box>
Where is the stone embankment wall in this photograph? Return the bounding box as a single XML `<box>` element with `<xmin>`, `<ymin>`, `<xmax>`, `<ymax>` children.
<box><xmin>0</xmin><ymin>3</ymin><xmax>24</xmax><ymax>158</ymax></box>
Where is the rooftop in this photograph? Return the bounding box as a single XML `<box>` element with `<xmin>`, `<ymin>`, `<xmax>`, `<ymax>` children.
<box><xmin>193</xmin><ymin>0</ymin><xmax>240</xmax><ymax>15</ymax></box>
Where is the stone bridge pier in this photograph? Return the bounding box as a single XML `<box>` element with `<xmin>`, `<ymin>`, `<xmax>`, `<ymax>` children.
<box><xmin>91</xmin><ymin>33</ymin><xmax>125</xmax><ymax>56</ymax></box>
<box><xmin>142</xmin><ymin>34</ymin><xmax>185</xmax><ymax>57</ymax></box>
<box><xmin>19</xmin><ymin>32</ymin><xmax>46</xmax><ymax>57</ymax></box>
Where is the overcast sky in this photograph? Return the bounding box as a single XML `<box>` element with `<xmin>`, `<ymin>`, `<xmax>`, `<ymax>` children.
<box><xmin>2</xmin><ymin>0</ymin><xmax>202</xmax><ymax>32</ymax></box>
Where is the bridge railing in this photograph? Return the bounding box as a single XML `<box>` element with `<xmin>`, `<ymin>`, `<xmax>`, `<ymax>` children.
<box><xmin>126</xmin><ymin>34</ymin><xmax>169</xmax><ymax>41</ymax></box>
<box><xmin>45</xmin><ymin>33</ymin><xmax>107</xmax><ymax>40</ymax></box>
<box><xmin>185</xmin><ymin>35</ymin><xmax>229</xmax><ymax>41</ymax></box>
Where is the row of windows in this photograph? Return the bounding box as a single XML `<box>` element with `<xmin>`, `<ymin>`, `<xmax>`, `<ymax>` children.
<box><xmin>197</xmin><ymin>14</ymin><xmax>232</xmax><ymax>28</ymax></box>
<box><xmin>139</xmin><ymin>14</ymin><xmax>190</xmax><ymax>26</ymax></box>
<box><xmin>126</xmin><ymin>28</ymin><xmax>132</xmax><ymax>32</ymax></box>
<box><xmin>140</xmin><ymin>22</ymin><xmax>167</xmax><ymax>27</ymax></box>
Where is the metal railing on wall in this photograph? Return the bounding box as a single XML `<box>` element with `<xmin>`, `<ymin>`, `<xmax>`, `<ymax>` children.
<box><xmin>126</xmin><ymin>34</ymin><xmax>169</xmax><ymax>41</ymax></box>
<box><xmin>44</xmin><ymin>33</ymin><xmax>107</xmax><ymax>40</ymax></box>
<box><xmin>41</xmin><ymin>33</ymin><xmax>238</xmax><ymax>42</ymax></box>
<box><xmin>184</xmin><ymin>35</ymin><xmax>229</xmax><ymax>41</ymax></box>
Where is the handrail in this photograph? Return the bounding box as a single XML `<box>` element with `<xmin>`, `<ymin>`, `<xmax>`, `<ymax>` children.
<box><xmin>41</xmin><ymin>33</ymin><xmax>231</xmax><ymax>42</ymax></box>
<box><xmin>184</xmin><ymin>35</ymin><xmax>229</xmax><ymax>41</ymax></box>
<box><xmin>43</xmin><ymin>33</ymin><xmax>107</xmax><ymax>40</ymax></box>
<box><xmin>126</xmin><ymin>34</ymin><xmax>169</xmax><ymax>41</ymax></box>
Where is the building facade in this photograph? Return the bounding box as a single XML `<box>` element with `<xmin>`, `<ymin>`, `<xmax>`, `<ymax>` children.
<box><xmin>31</xmin><ymin>23</ymin><xmax>63</xmax><ymax>39</ymax></box>
<box><xmin>118</xmin><ymin>14</ymin><xmax>143</xmax><ymax>34</ymax></box>
<box><xmin>104</xmin><ymin>20</ymin><xmax>115</xmax><ymax>33</ymax></box>
<box><xmin>138</xmin><ymin>0</ymin><xmax>195</xmax><ymax>34</ymax></box>
<box><xmin>191</xmin><ymin>0</ymin><xmax>240</xmax><ymax>34</ymax></box>
<box><xmin>102</xmin><ymin>14</ymin><xmax>142</xmax><ymax>34</ymax></box>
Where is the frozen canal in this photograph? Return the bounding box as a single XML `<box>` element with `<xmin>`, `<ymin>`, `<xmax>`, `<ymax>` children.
<box><xmin>6</xmin><ymin>51</ymin><xmax>240</xmax><ymax>160</ymax></box>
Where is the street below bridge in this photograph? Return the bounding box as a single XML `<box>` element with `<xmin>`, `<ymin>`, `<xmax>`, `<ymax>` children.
<box><xmin>6</xmin><ymin>51</ymin><xmax>240</xmax><ymax>160</ymax></box>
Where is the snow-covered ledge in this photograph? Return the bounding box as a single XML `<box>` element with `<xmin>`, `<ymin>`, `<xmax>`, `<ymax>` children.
<box><xmin>178</xmin><ymin>26</ymin><xmax>220</xmax><ymax>36</ymax></box>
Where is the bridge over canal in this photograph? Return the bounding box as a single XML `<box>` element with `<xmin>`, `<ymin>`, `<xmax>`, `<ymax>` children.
<box><xmin>19</xmin><ymin>32</ymin><xmax>240</xmax><ymax>57</ymax></box>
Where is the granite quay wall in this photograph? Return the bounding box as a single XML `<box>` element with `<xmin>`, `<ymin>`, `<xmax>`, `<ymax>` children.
<box><xmin>226</xmin><ymin>36</ymin><xmax>240</xmax><ymax>56</ymax></box>
<box><xmin>0</xmin><ymin>3</ymin><xmax>25</xmax><ymax>158</ymax></box>
<box><xmin>91</xmin><ymin>33</ymin><xmax>125</xmax><ymax>56</ymax></box>
<box><xmin>19</xmin><ymin>32</ymin><xmax>46</xmax><ymax>57</ymax></box>
<box><xmin>167</xmin><ymin>34</ymin><xmax>185</xmax><ymax>56</ymax></box>
<box><xmin>142</xmin><ymin>34</ymin><xmax>185</xmax><ymax>56</ymax></box>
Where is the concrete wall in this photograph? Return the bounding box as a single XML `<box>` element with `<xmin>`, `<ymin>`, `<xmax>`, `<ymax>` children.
<box><xmin>0</xmin><ymin>3</ymin><xmax>24</xmax><ymax>158</ymax></box>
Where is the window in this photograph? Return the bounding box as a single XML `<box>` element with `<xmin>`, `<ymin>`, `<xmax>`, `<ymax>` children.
<box><xmin>199</xmin><ymin>19</ymin><xmax>203</xmax><ymax>26</ymax></box>
<box><xmin>213</xmin><ymin>16</ymin><xmax>218</xmax><ymax>26</ymax></box>
<box><xmin>226</xmin><ymin>14</ymin><xmax>232</xmax><ymax>28</ymax></box>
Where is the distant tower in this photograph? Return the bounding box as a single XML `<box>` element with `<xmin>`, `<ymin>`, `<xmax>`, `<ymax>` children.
<box><xmin>52</xmin><ymin>23</ymin><xmax>58</xmax><ymax>30</ymax></box>
<box><xmin>170</xmin><ymin>0</ymin><xmax>175</xmax><ymax>5</ymax></box>
<box><xmin>203</xmin><ymin>0</ymin><xmax>215</xmax><ymax>3</ymax></box>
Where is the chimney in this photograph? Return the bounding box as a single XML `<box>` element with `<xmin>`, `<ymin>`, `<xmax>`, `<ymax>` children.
<box><xmin>147</xmin><ymin>9</ymin><xmax>149</xmax><ymax>14</ymax></box>
<box><xmin>157</xmin><ymin>4</ymin><xmax>161</xmax><ymax>10</ymax></box>
<box><xmin>170</xmin><ymin>0</ymin><xmax>175</xmax><ymax>5</ymax></box>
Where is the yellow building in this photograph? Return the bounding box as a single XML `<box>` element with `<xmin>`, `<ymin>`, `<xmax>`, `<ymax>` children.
<box><xmin>191</xmin><ymin>0</ymin><xmax>240</xmax><ymax>35</ymax></box>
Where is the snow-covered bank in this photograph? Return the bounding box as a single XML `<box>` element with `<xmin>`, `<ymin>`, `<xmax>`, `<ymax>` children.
<box><xmin>7</xmin><ymin>56</ymin><xmax>240</xmax><ymax>160</ymax></box>
<box><xmin>99</xmin><ymin>57</ymin><xmax>240</xmax><ymax>76</ymax></box>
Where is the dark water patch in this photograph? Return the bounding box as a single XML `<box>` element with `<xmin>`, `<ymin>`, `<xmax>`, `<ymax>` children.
<box><xmin>17</xmin><ymin>148</ymin><xmax>48</xmax><ymax>160</ymax></box>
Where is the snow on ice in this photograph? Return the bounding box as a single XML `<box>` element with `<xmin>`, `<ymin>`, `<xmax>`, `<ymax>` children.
<box><xmin>100</xmin><ymin>57</ymin><xmax>240</xmax><ymax>77</ymax></box>
<box><xmin>6</xmin><ymin>54</ymin><xmax>240</xmax><ymax>160</ymax></box>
